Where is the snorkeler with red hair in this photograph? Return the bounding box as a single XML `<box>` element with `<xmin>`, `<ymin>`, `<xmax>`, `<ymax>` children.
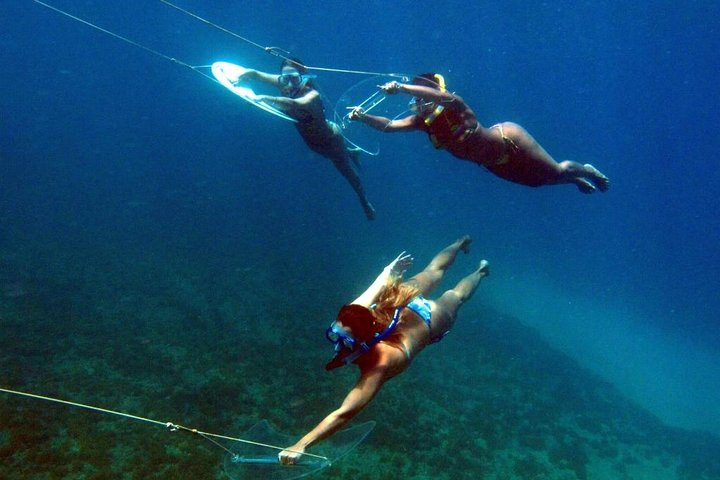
<box><xmin>278</xmin><ymin>235</ymin><xmax>489</xmax><ymax>464</ymax></box>
<box><xmin>349</xmin><ymin>73</ymin><xmax>610</xmax><ymax>193</ymax></box>
<box><xmin>234</xmin><ymin>58</ymin><xmax>376</xmax><ymax>220</ymax></box>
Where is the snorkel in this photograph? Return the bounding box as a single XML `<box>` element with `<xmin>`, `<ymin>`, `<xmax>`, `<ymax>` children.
<box><xmin>325</xmin><ymin>305</ymin><xmax>404</xmax><ymax>370</ymax></box>
<box><xmin>412</xmin><ymin>72</ymin><xmax>447</xmax><ymax>92</ymax></box>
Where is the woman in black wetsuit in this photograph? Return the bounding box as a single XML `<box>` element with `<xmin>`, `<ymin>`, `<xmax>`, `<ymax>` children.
<box><xmin>234</xmin><ymin>58</ymin><xmax>376</xmax><ymax>220</ymax></box>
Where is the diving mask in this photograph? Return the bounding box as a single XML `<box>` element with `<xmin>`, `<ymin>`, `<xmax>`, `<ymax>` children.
<box><xmin>326</xmin><ymin>322</ymin><xmax>356</xmax><ymax>351</ymax></box>
<box><xmin>279</xmin><ymin>71</ymin><xmax>316</xmax><ymax>91</ymax></box>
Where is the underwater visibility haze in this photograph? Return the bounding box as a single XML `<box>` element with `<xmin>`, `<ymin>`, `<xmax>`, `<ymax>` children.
<box><xmin>1</xmin><ymin>1</ymin><xmax>720</xmax><ymax>479</ymax></box>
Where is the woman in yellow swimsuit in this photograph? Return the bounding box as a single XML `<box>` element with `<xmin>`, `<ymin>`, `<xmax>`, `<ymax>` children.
<box><xmin>279</xmin><ymin>235</ymin><xmax>489</xmax><ymax>464</ymax></box>
<box><xmin>349</xmin><ymin>73</ymin><xmax>610</xmax><ymax>194</ymax></box>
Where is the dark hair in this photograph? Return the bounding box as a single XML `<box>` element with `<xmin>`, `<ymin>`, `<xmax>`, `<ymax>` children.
<box><xmin>412</xmin><ymin>72</ymin><xmax>444</xmax><ymax>90</ymax></box>
<box><xmin>280</xmin><ymin>57</ymin><xmax>307</xmax><ymax>74</ymax></box>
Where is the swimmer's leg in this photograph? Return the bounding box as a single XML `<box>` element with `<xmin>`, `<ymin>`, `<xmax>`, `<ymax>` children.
<box><xmin>330</xmin><ymin>156</ymin><xmax>376</xmax><ymax>220</ymax></box>
<box><xmin>331</xmin><ymin>119</ymin><xmax>363</xmax><ymax>169</ymax></box>
<box><xmin>406</xmin><ymin>236</ymin><xmax>472</xmax><ymax>296</ymax></box>
<box><xmin>497</xmin><ymin>124</ymin><xmax>608</xmax><ymax>193</ymax></box>
<box><xmin>348</xmin><ymin>147</ymin><xmax>362</xmax><ymax>170</ymax></box>
<box><xmin>450</xmin><ymin>259</ymin><xmax>490</xmax><ymax>303</ymax></box>
<box><xmin>432</xmin><ymin>260</ymin><xmax>490</xmax><ymax>330</ymax></box>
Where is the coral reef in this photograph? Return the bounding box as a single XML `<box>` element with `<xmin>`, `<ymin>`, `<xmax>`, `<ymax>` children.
<box><xmin>1</xmin><ymin>243</ymin><xmax>719</xmax><ymax>480</ymax></box>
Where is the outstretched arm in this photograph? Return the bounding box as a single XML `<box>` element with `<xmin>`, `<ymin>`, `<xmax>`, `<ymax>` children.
<box><xmin>236</xmin><ymin>69</ymin><xmax>281</xmax><ymax>88</ymax></box>
<box><xmin>254</xmin><ymin>89</ymin><xmax>320</xmax><ymax>112</ymax></box>
<box><xmin>348</xmin><ymin>81</ymin><xmax>456</xmax><ymax>132</ymax></box>
<box><xmin>382</xmin><ymin>81</ymin><xmax>455</xmax><ymax>104</ymax></box>
<box><xmin>350</xmin><ymin>252</ymin><xmax>413</xmax><ymax>307</ymax></box>
<box><xmin>278</xmin><ymin>366</ymin><xmax>386</xmax><ymax>464</ymax></box>
<box><xmin>348</xmin><ymin>107</ymin><xmax>419</xmax><ymax>132</ymax></box>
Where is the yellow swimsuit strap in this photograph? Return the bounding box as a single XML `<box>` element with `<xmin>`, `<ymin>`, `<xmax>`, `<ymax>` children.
<box><xmin>491</xmin><ymin>124</ymin><xmax>519</xmax><ymax>166</ymax></box>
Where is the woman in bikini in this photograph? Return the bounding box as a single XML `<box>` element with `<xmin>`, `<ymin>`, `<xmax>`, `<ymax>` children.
<box><xmin>349</xmin><ymin>73</ymin><xmax>610</xmax><ymax>194</ymax></box>
<box><xmin>279</xmin><ymin>235</ymin><xmax>489</xmax><ymax>464</ymax></box>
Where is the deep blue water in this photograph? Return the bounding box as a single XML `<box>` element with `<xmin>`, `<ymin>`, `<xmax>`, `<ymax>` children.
<box><xmin>2</xmin><ymin>0</ymin><xmax>719</xmax><ymax>443</ymax></box>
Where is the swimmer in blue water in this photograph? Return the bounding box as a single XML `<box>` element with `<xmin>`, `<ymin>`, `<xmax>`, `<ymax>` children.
<box><xmin>233</xmin><ymin>58</ymin><xmax>375</xmax><ymax>220</ymax></box>
<box><xmin>279</xmin><ymin>235</ymin><xmax>489</xmax><ymax>464</ymax></box>
<box><xmin>349</xmin><ymin>73</ymin><xmax>610</xmax><ymax>194</ymax></box>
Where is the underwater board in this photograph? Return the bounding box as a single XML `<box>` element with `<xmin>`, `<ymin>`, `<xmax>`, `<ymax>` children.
<box><xmin>334</xmin><ymin>74</ymin><xmax>411</xmax><ymax>157</ymax></box>
<box><xmin>212</xmin><ymin>61</ymin><xmax>296</xmax><ymax>122</ymax></box>
<box><xmin>224</xmin><ymin>419</ymin><xmax>375</xmax><ymax>480</ymax></box>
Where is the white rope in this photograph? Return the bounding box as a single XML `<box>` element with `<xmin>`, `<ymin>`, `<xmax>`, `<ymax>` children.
<box><xmin>0</xmin><ymin>386</ymin><xmax>328</xmax><ymax>462</ymax></box>
<box><xmin>158</xmin><ymin>0</ymin><xmax>406</xmax><ymax>78</ymax></box>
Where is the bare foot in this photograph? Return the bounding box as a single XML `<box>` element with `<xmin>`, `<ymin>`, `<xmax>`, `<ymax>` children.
<box><xmin>478</xmin><ymin>259</ymin><xmax>490</xmax><ymax>277</ymax></box>
<box><xmin>575</xmin><ymin>178</ymin><xmax>597</xmax><ymax>194</ymax></box>
<box><xmin>363</xmin><ymin>201</ymin><xmax>376</xmax><ymax>221</ymax></box>
<box><xmin>584</xmin><ymin>164</ymin><xmax>610</xmax><ymax>192</ymax></box>
<box><xmin>457</xmin><ymin>235</ymin><xmax>472</xmax><ymax>254</ymax></box>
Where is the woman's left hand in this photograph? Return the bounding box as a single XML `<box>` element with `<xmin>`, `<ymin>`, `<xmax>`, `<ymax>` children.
<box><xmin>387</xmin><ymin>251</ymin><xmax>413</xmax><ymax>277</ymax></box>
<box><xmin>347</xmin><ymin>106</ymin><xmax>365</xmax><ymax>121</ymax></box>
<box><xmin>379</xmin><ymin>81</ymin><xmax>401</xmax><ymax>94</ymax></box>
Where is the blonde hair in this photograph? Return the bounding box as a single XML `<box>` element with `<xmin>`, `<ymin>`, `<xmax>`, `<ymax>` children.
<box><xmin>370</xmin><ymin>279</ymin><xmax>419</xmax><ymax>327</ymax></box>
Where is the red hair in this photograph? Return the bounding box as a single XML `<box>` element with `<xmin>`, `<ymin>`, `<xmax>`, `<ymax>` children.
<box><xmin>335</xmin><ymin>280</ymin><xmax>419</xmax><ymax>341</ymax></box>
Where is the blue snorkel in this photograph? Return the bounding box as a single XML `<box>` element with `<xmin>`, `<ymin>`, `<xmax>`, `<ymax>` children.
<box><xmin>325</xmin><ymin>306</ymin><xmax>404</xmax><ymax>370</ymax></box>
